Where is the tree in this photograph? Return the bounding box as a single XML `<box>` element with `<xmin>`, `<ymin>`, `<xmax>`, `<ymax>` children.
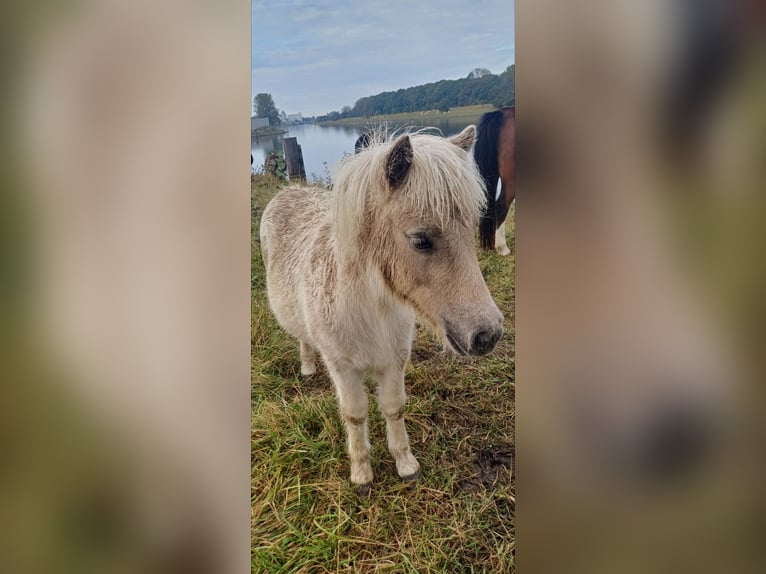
<box><xmin>490</xmin><ymin>64</ymin><xmax>515</xmax><ymax>107</ymax></box>
<box><xmin>254</xmin><ymin>93</ymin><xmax>281</xmax><ymax>127</ymax></box>
<box><xmin>467</xmin><ymin>67</ymin><xmax>492</xmax><ymax>79</ymax></box>
<box><xmin>329</xmin><ymin>65</ymin><xmax>514</xmax><ymax>119</ymax></box>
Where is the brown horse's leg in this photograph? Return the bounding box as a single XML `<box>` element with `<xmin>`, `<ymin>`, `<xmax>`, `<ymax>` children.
<box><xmin>492</xmin><ymin>108</ymin><xmax>514</xmax><ymax>255</ymax></box>
<box><xmin>479</xmin><ymin>185</ymin><xmax>499</xmax><ymax>251</ymax></box>
<box><xmin>495</xmin><ymin>182</ymin><xmax>513</xmax><ymax>226</ymax></box>
<box><xmin>493</xmin><ymin>182</ymin><xmax>513</xmax><ymax>255</ymax></box>
<box><xmin>495</xmin><ymin>221</ymin><xmax>510</xmax><ymax>256</ymax></box>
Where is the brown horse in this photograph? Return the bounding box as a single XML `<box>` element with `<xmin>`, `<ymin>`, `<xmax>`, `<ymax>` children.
<box><xmin>475</xmin><ymin>106</ymin><xmax>515</xmax><ymax>255</ymax></box>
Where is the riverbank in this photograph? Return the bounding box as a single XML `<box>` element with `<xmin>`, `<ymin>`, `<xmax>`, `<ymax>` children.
<box><xmin>316</xmin><ymin>104</ymin><xmax>494</xmax><ymax>127</ymax></box>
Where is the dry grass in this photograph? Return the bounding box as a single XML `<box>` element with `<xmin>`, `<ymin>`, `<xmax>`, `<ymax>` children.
<box><xmin>252</xmin><ymin>174</ymin><xmax>515</xmax><ymax>573</ymax></box>
<box><xmin>316</xmin><ymin>105</ymin><xmax>496</xmax><ymax>128</ymax></box>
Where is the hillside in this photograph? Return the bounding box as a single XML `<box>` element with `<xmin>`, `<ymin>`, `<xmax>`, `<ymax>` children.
<box><xmin>317</xmin><ymin>65</ymin><xmax>514</xmax><ymax>121</ymax></box>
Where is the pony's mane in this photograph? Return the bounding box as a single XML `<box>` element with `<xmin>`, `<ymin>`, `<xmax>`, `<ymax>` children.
<box><xmin>330</xmin><ymin>130</ymin><xmax>487</xmax><ymax>253</ymax></box>
<box><xmin>357</xmin><ymin>123</ymin><xmax>443</xmax><ymax>147</ymax></box>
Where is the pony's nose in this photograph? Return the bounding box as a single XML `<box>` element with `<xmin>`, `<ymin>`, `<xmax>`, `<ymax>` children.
<box><xmin>470</xmin><ymin>326</ymin><xmax>502</xmax><ymax>356</ymax></box>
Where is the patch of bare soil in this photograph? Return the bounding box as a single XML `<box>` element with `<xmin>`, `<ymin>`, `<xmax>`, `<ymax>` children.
<box><xmin>410</xmin><ymin>345</ymin><xmax>437</xmax><ymax>364</ymax></box>
<box><xmin>457</xmin><ymin>445</ymin><xmax>514</xmax><ymax>491</ymax></box>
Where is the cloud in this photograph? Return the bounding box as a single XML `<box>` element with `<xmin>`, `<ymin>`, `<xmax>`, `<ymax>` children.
<box><xmin>251</xmin><ymin>0</ymin><xmax>515</xmax><ymax>116</ymax></box>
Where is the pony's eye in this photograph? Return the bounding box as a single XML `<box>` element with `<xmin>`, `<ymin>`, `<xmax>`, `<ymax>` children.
<box><xmin>408</xmin><ymin>233</ymin><xmax>434</xmax><ymax>251</ymax></box>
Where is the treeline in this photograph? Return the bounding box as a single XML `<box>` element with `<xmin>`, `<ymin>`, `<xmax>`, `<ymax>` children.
<box><xmin>317</xmin><ymin>66</ymin><xmax>514</xmax><ymax>121</ymax></box>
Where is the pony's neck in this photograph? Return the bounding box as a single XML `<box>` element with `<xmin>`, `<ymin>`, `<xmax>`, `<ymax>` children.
<box><xmin>333</xmin><ymin>238</ymin><xmax>400</xmax><ymax>312</ymax></box>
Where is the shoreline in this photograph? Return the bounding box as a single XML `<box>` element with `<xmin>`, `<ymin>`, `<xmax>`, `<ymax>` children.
<box><xmin>252</xmin><ymin>127</ymin><xmax>288</xmax><ymax>137</ymax></box>
<box><xmin>316</xmin><ymin>104</ymin><xmax>495</xmax><ymax>127</ymax></box>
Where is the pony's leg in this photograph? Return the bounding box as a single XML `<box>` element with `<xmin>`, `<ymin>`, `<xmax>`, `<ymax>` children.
<box><xmin>376</xmin><ymin>365</ymin><xmax>420</xmax><ymax>481</ymax></box>
<box><xmin>299</xmin><ymin>340</ymin><xmax>317</xmax><ymax>375</ymax></box>
<box><xmin>495</xmin><ymin>221</ymin><xmax>511</xmax><ymax>256</ymax></box>
<box><xmin>326</xmin><ymin>362</ymin><xmax>373</xmax><ymax>489</ymax></box>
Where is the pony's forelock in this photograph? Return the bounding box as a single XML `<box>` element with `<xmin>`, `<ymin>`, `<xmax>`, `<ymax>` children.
<box><xmin>331</xmin><ymin>131</ymin><xmax>487</xmax><ymax>253</ymax></box>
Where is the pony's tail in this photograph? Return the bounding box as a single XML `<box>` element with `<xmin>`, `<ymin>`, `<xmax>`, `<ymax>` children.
<box><xmin>474</xmin><ymin>109</ymin><xmax>504</xmax><ymax>250</ymax></box>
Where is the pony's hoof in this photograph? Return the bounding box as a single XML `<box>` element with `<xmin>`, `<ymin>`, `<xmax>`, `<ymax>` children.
<box><xmin>300</xmin><ymin>364</ymin><xmax>317</xmax><ymax>376</ymax></box>
<box><xmin>400</xmin><ymin>470</ymin><xmax>421</xmax><ymax>483</ymax></box>
<box><xmin>497</xmin><ymin>247</ymin><xmax>511</xmax><ymax>256</ymax></box>
<box><xmin>355</xmin><ymin>482</ymin><xmax>372</xmax><ymax>497</ymax></box>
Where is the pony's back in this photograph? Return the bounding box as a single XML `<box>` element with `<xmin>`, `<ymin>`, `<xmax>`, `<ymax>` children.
<box><xmin>260</xmin><ymin>185</ymin><xmax>334</xmax><ymax>344</ymax></box>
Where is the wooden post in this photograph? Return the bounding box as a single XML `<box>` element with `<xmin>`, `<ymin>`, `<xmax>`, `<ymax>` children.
<box><xmin>282</xmin><ymin>137</ymin><xmax>306</xmax><ymax>181</ymax></box>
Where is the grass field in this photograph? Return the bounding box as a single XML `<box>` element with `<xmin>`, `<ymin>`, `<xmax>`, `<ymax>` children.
<box><xmin>316</xmin><ymin>105</ymin><xmax>495</xmax><ymax>128</ymax></box>
<box><xmin>252</xmin><ymin>173</ymin><xmax>515</xmax><ymax>573</ymax></box>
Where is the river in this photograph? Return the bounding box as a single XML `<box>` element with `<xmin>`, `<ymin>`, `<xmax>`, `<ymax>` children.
<box><xmin>251</xmin><ymin>116</ymin><xmax>483</xmax><ymax>183</ymax></box>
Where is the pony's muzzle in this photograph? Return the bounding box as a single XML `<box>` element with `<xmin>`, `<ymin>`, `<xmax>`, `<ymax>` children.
<box><xmin>444</xmin><ymin>316</ymin><xmax>503</xmax><ymax>357</ymax></box>
<box><xmin>443</xmin><ymin>305</ymin><xmax>504</xmax><ymax>356</ymax></box>
<box><xmin>470</xmin><ymin>324</ymin><xmax>503</xmax><ymax>356</ymax></box>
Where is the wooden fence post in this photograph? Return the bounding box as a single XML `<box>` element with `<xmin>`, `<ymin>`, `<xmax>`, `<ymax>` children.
<box><xmin>282</xmin><ymin>137</ymin><xmax>306</xmax><ymax>181</ymax></box>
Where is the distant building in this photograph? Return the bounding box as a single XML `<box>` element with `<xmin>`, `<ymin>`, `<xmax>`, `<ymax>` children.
<box><xmin>251</xmin><ymin>117</ymin><xmax>270</xmax><ymax>132</ymax></box>
<box><xmin>286</xmin><ymin>113</ymin><xmax>303</xmax><ymax>125</ymax></box>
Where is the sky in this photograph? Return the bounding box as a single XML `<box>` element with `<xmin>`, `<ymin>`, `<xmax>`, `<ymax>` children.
<box><xmin>251</xmin><ymin>0</ymin><xmax>515</xmax><ymax>117</ymax></box>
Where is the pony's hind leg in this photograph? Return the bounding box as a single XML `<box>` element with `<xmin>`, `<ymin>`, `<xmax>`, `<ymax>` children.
<box><xmin>495</xmin><ymin>221</ymin><xmax>511</xmax><ymax>256</ymax></box>
<box><xmin>376</xmin><ymin>365</ymin><xmax>420</xmax><ymax>481</ymax></box>
<box><xmin>299</xmin><ymin>340</ymin><xmax>317</xmax><ymax>376</ymax></box>
<box><xmin>326</xmin><ymin>362</ymin><xmax>374</xmax><ymax>491</ymax></box>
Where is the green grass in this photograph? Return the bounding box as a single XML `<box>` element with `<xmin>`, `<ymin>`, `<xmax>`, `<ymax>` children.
<box><xmin>316</xmin><ymin>105</ymin><xmax>496</xmax><ymax>127</ymax></box>
<box><xmin>252</xmin><ymin>174</ymin><xmax>515</xmax><ymax>573</ymax></box>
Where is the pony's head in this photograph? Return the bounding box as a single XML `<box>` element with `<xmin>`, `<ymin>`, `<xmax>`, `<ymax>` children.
<box><xmin>332</xmin><ymin>126</ymin><xmax>503</xmax><ymax>356</ymax></box>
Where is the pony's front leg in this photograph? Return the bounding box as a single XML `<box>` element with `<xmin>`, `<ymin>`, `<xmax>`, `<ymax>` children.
<box><xmin>326</xmin><ymin>362</ymin><xmax>373</xmax><ymax>491</ymax></box>
<box><xmin>376</xmin><ymin>365</ymin><xmax>420</xmax><ymax>481</ymax></box>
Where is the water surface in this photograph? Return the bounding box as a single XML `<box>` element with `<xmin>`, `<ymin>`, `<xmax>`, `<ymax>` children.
<box><xmin>251</xmin><ymin>116</ymin><xmax>482</xmax><ymax>182</ymax></box>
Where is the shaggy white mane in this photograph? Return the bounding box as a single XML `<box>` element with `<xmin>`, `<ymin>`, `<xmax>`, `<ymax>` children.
<box><xmin>330</xmin><ymin>131</ymin><xmax>487</xmax><ymax>253</ymax></box>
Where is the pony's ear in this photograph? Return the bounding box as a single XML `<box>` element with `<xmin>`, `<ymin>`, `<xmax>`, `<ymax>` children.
<box><xmin>385</xmin><ymin>135</ymin><xmax>413</xmax><ymax>189</ymax></box>
<box><xmin>448</xmin><ymin>125</ymin><xmax>476</xmax><ymax>152</ymax></box>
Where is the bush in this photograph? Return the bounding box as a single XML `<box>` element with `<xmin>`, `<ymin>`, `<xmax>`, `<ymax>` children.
<box><xmin>264</xmin><ymin>151</ymin><xmax>287</xmax><ymax>181</ymax></box>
